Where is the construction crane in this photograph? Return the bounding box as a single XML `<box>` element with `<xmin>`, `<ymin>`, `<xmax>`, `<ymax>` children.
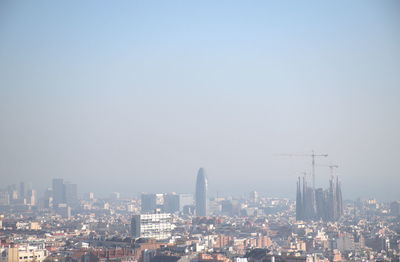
<box><xmin>276</xmin><ymin>150</ymin><xmax>328</xmax><ymax>191</ymax></box>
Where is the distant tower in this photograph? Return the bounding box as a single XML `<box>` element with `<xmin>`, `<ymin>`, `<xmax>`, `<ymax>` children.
<box><xmin>336</xmin><ymin>176</ymin><xmax>343</xmax><ymax>218</ymax></box>
<box><xmin>19</xmin><ymin>182</ymin><xmax>26</xmax><ymax>201</ymax></box>
<box><xmin>328</xmin><ymin>176</ymin><xmax>337</xmax><ymax>220</ymax></box>
<box><xmin>195</xmin><ymin>168</ymin><xmax>208</xmax><ymax>217</ymax></box>
<box><xmin>296</xmin><ymin>177</ymin><xmax>303</xmax><ymax>221</ymax></box>
<box><xmin>250</xmin><ymin>191</ymin><xmax>259</xmax><ymax>203</ymax></box>
<box><xmin>64</xmin><ymin>182</ymin><xmax>78</xmax><ymax>206</ymax></box>
<box><xmin>52</xmin><ymin>178</ymin><xmax>65</xmax><ymax>206</ymax></box>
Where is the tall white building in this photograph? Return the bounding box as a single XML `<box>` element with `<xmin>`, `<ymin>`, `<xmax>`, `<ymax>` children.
<box><xmin>131</xmin><ymin>213</ymin><xmax>173</xmax><ymax>240</ymax></box>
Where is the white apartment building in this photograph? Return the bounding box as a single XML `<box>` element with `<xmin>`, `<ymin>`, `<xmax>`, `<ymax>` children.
<box><xmin>131</xmin><ymin>213</ymin><xmax>174</xmax><ymax>240</ymax></box>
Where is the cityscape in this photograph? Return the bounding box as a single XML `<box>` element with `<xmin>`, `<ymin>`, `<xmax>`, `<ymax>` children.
<box><xmin>1</xmin><ymin>1</ymin><xmax>399</xmax><ymax>262</ymax></box>
<box><xmin>0</xmin><ymin>165</ymin><xmax>399</xmax><ymax>262</ymax></box>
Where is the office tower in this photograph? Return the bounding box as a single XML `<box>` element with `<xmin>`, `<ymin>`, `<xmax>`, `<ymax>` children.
<box><xmin>43</xmin><ymin>188</ymin><xmax>53</xmax><ymax>208</ymax></box>
<box><xmin>141</xmin><ymin>194</ymin><xmax>156</xmax><ymax>213</ymax></box>
<box><xmin>163</xmin><ymin>193</ymin><xmax>193</xmax><ymax>213</ymax></box>
<box><xmin>250</xmin><ymin>191</ymin><xmax>259</xmax><ymax>204</ymax></box>
<box><xmin>195</xmin><ymin>167</ymin><xmax>208</xmax><ymax>216</ymax></box>
<box><xmin>19</xmin><ymin>182</ymin><xmax>25</xmax><ymax>201</ymax></box>
<box><xmin>52</xmin><ymin>178</ymin><xmax>66</xmax><ymax>206</ymax></box>
<box><xmin>85</xmin><ymin>192</ymin><xmax>95</xmax><ymax>201</ymax></box>
<box><xmin>141</xmin><ymin>193</ymin><xmax>164</xmax><ymax>213</ymax></box>
<box><xmin>0</xmin><ymin>191</ymin><xmax>10</xmax><ymax>206</ymax></box>
<box><xmin>64</xmin><ymin>182</ymin><xmax>78</xmax><ymax>206</ymax></box>
<box><xmin>164</xmin><ymin>193</ymin><xmax>180</xmax><ymax>213</ymax></box>
<box><xmin>27</xmin><ymin>189</ymin><xmax>36</xmax><ymax>206</ymax></box>
<box><xmin>131</xmin><ymin>213</ymin><xmax>173</xmax><ymax>240</ymax></box>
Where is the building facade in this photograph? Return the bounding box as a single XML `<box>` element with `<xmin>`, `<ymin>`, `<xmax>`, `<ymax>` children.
<box><xmin>0</xmin><ymin>244</ymin><xmax>48</xmax><ymax>262</ymax></box>
<box><xmin>131</xmin><ymin>213</ymin><xmax>173</xmax><ymax>240</ymax></box>
<box><xmin>52</xmin><ymin>178</ymin><xmax>65</xmax><ymax>206</ymax></box>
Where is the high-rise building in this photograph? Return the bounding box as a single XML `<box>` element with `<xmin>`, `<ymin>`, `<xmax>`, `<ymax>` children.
<box><xmin>52</xmin><ymin>178</ymin><xmax>65</xmax><ymax>206</ymax></box>
<box><xmin>195</xmin><ymin>167</ymin><xmax>208</xmax><ymax>217</ymax></box>
<box><xmin>164</xmin><ymin>193</ymin><xmax>180</xmax><ymax>213</ymax></box>
<box><xmin>85</xmin><ymin>192</ymin><xmax>95</xmax><ymax>201</ymax></box>
<box><xmin>163</xmin><ymin>193</ymin><xmax>194</xmax><ymax>213</ymax></box>
<box><xmin>64</xmin><ymin>182</ymin><xmax>78</xmax><ymax>206</ymax></box>
<box><xmin>0</xmin><ymin>191</ymin><xmax>10</xmax><ymax>206</ymax></box>
<box><xmin>19</xmin><ymin>182</ymin><xmax>25</xmax><ymax>202</ymax></box>
<box><xmin>131</xmin><ymin>213</ymin><xmax>173</xmax><ymax>240</ymax></box>
<box><xmin>141</xmin><ymin>193</ymin><xmax>164</xmax><ymax>213</ymax></box>
<box><xmin>27</xmin><ymin>189</ymin><xmax>36</xmax><ymax>206</ymax></box>
<box><xmin>250</xmin><ymin>191</ymin><xmax>259</xmax><ymax>204</ymax></box>
<box><xmin>43</xmin><ymin>188</ymin><xmax>53</xmax><ymax>208</ymax></box>
<box><xmin>141</xmin><ymin>194</ymin><xmax>156</xmax><ymax>213</ymax></box>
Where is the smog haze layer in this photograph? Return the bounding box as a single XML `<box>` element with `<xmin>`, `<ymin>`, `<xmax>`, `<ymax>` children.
<box><xmin>0</xmin><ymin>1</ymin><xmax>399</xmax><ymax>200</ymax></box>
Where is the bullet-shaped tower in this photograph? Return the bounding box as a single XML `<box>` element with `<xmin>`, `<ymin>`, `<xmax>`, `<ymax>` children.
<box><xmin>195</xmin><ymin>168</ymin><xmax>208</xmax><ymax>217</ymax></box>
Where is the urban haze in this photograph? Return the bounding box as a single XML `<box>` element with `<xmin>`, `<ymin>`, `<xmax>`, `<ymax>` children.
<box><xmin>1</xmin><ymin>1</ymin><xmax>399</xmax><ymax>201</ymax></box>
<box><xmin>1</xmin><ymin>1</ymin><xmax>400</xmax><ymax>262</ymax></box>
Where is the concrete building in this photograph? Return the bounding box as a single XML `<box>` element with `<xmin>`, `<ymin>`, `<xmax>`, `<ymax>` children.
<box><xmin>131</xmin><ymin>213</ymin><xmax>173</xmax><ymax>240</ymax></box>
<box><xmin>141</xmin><ymin>193</ymin><xmax>164</xmax><ymax>213</ymax></box>
<box><xmin>0</xmin><ymin>191</ymin><xmax>10</xmax><ymax>206</ymax></box>
<box><xmin>0</xmin><ymin>244</ymin><xmax>48</xmax><ymax>262</ymax></box>
<box><xmin>64</xmin><ymin>182</ymin><xmax>78</xmax><ymax>206</ymax></box>
<box><xmin>164</xmin><ymin>193</ymin><xmax>194</xmax><ymax>213</ymax></box>
<box><xmin>52</xmin><ymin>178</ymin><xmax>65</xmax><ymax>206</ymax></box>
<box><xmin>27</xmin><ymin>189</ymin><xmax>36</xmax><ymax>206</ymax></box>
<box><xmin>164</xmin><ymin>193</ymin><xmax>180</xmax><ymax>213</ymax></box>
<box><xmin>19</xmin><ymin>182</ymin><xmax>25</xmax><ymax>203</ymax></box>
<box><xmin>57</xmin><ymin>204</ymin><xmax>72</xmax><ymax>219</ymax></box>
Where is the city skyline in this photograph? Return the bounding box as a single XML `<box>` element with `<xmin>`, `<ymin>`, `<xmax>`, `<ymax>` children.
<box><xmin>0</xmin><ymin>1</ymin><xmax>399</xmax><ymax>262</ymax></box>
<box><xmin>0</xmin><ymin>162</ymin><xmax>385</xmax><ymax>202</ymax></box>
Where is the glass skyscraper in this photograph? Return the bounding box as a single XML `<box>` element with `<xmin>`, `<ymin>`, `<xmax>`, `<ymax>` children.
<box><xmin>195</xmin><ymin>167</ymin><xmax>208</xmax><ymax>217</ymax></box>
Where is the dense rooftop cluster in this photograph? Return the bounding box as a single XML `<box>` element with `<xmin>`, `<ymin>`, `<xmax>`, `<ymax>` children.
<box><xmin>0</xmin><ymin>182</ymin><xmax>399</xmax><ymax>262</ymax></box>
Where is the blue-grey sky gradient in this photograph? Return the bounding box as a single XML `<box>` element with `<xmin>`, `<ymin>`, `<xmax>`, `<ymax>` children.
<box><xmin>0</xmin><ymin>0</ymin><xmax>399</xmax><ymax>200</ymax></box>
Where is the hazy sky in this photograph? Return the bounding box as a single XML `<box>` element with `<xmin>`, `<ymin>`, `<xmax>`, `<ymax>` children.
<box><xmin>0</xmin><ymin>1</ymin><xmax>399</xmax><ymax>200</ymax></box>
